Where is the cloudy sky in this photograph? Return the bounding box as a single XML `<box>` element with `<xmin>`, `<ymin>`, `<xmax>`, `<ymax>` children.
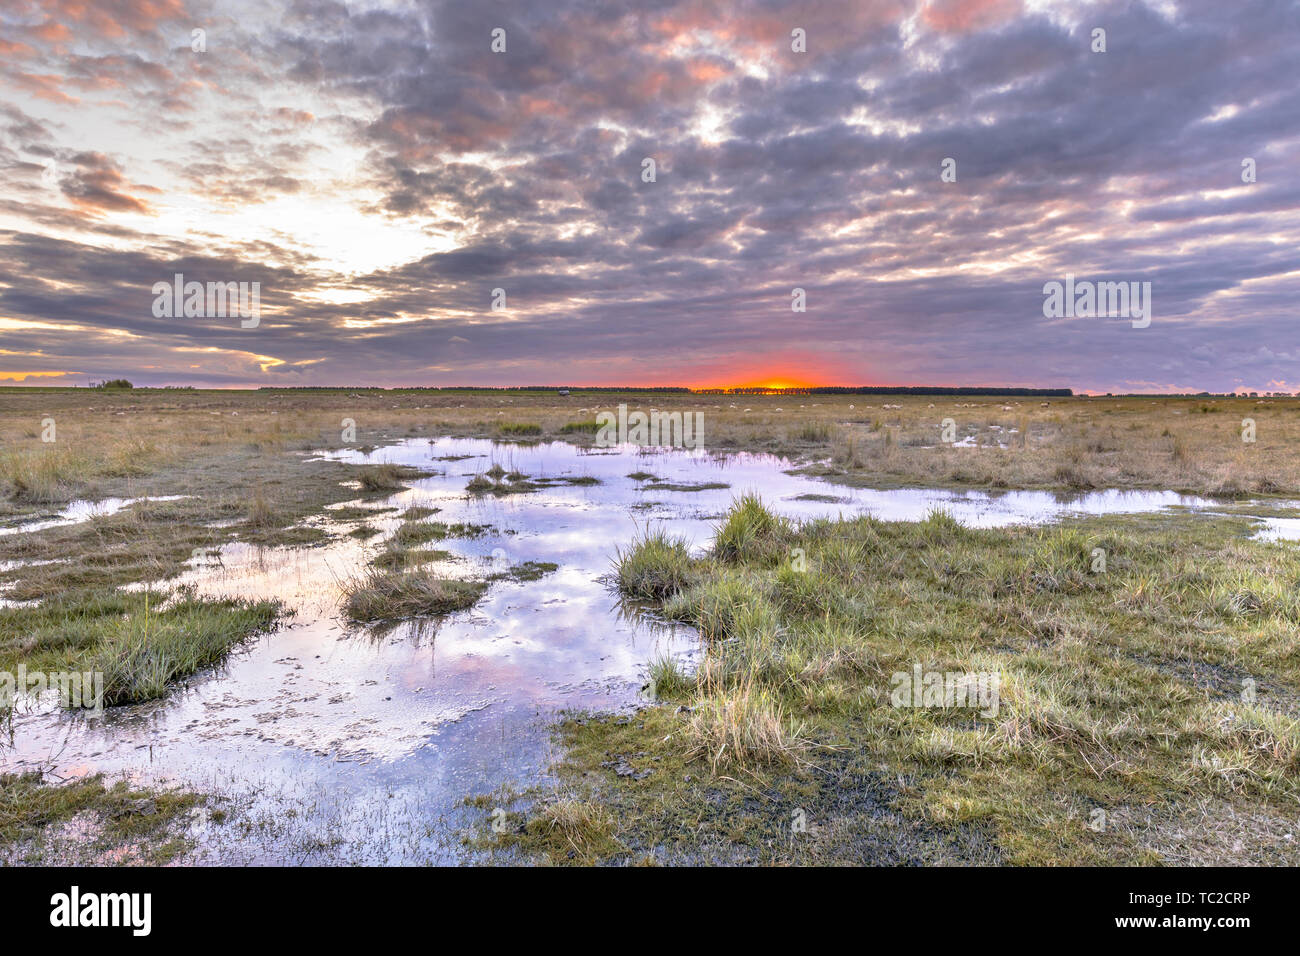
<box><xmin>0</xmin><ymin>0</ymin><xmax>1296</xmax><ymax>391</ymax></box>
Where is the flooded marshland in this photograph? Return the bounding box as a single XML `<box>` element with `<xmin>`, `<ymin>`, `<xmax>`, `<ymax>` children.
<box><xmin>2</xmin><ymin>437</ymin><xmax>1294</xmax><ymax>863</ymax></box>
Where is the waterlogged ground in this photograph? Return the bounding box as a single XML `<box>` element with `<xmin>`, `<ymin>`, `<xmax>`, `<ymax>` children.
<box><xmin>0</xmin><ymin>495</ymin><xmax>188</xmax><ymax>537</ymax></box>
<box><xmin>3</xmin><ymin>437</ymin><xmax>1297</xmax><ymax>864</ymax></box>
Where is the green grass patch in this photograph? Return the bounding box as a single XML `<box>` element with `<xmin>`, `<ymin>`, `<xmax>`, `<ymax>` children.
<box><xmin>646</xmin><ymin>653</ymin><xmax>694</xmax><ymax>701</ymax></box>
<box><xmin>371</xmin><ymin>542</ymin><xmax>455</xmax><ymax>570</ymax></box>
<box><xmin>498</xmin><ymin>423</ymin><xmax>543</xmax><ymax>437</ymax></box>
<box><xmin>614</xmin><ymin>530</ymin><xmax>695</xmax><ymax>601</ymax></box>
<box><xmin>641</xmin><ymin>480</ymin><xmax>730</xmax><ymax>493</ymax></box>
<box><xmin>712</xmin><ymin>493</ymin><xmax>793</xmax><ymax>564</ymax></box>
<box><xmin>1</xmin><ymin>586</ymin><xmax>280</xmax><ymax>706</ymax></box>
<box><xmin>497</xmin><ymin>501</ymin><xmax>1300</xmax><ymax>865</ymax></box>
<box><xmin>391</xmin><ymin>519</ymin><xmax>447</xmax><ymax>547</ymax></box>
<box><xmin>401</xmin><ymin>506</ymin><xmax>442</xmax><ymax>520</ymax></box>
<box><xmin>467</xmin><ymin>471</ymin><xmax>540</xmax><ymax>496</ymax></box>
<box><xmin>492</xmin><ymin>560</ymin><xmax>559</xmax><ymax>582</ymax></box>
<box><xmin>793</xmin><ymin>422</ymin><xmax>836</xmax><ymax>442</ymax></box>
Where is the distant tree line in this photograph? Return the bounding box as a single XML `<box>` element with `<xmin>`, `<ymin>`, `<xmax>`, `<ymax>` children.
<box><xmin>1098</xmin><ymin>391</ymin><xmax>1296</xmax><ymax>398</ymax></box>
<box><xmin>41</xmin><ymin>383</ymin><xmax>1290</xmax><ymax>397</ymax></box>
<box><xmin>697</xmin><ymin>386</ymin><xmax>1074</xmax><ymax>396</ymax></box>
<box><xmin>252</xmin><ymin>384</ymin><xmax>1073</xmax><ymax>395</ymax></box>
<box><xmin>254</xmin><ymin>385</ymin><xmax>694</xmax><ymax>392</ymax></box>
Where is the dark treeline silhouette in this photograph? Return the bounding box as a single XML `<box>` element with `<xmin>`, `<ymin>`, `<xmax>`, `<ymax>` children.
<box><xmin>70</xmin><ymin>385</ymin><xmax>1276</xmax><ymax>396</ymax></box>
<box><xmin>254</xmin><ymin>385</ymin><xmax>693</xmax><ymax>392</ymax></box>
<box><xmin>253</xmin><ymin>385</ymin><xmax>1070</xmax><ymax>395</ymax></box>
<box><xmin>36</xmin><ymin>384</ymin><xmax>1286</xmax><ymax>396</ymax></box>
<box><xmin>696</xmin><ymin>386</ymin><xmax>1074</xmax><ymax>396</ymax></box>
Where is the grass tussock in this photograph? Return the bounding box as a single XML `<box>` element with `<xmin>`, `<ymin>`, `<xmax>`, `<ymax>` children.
<box><xmin>613</xmin><ymin>529</ymin><xmax>694</xmax><ymax>600</ymax></box>
<box><xmin>391</xmin><ymin>518</ymin><xmax>445</xmax><ymax>547</ymax></box>
<box><xmin>685</xmin><ymin>683</ymin><xmax>806</xmax><ymax>772</ymax></box>
<box><xmin>516</xmin><ymin>798</ymin><xmax>622</xmax><ymax>864</ymax></box>
<box><xmin>712</xmin><ymin>493</ymin><xmax>792</xmax><ymax>565</ymax></box>
<box><xmin>342</xmin><ymin>565</ymin><xmax>486</xmax><ymax>623</ymax></box>
<box><xmin>356</xmin><ymin>464</ymin><xmax>411</xmax><ymax>492</ymax></box>
<box><xmin>794</xmin><ymin>421</ymin><xmax>836</xmax><ymax>442</ymax></box>
<box><xmin>1</xmin><ymin>446</ymin><xmax>94</xmax><ymax>503</ymax></box>
<box><xmin>90</xmin><ymin>588</ymin><xmax>280</xmax><ymax>706</ymax></box>
<box><xmin>466</xmin><ymin>467</ymin><xmax>541</xmax><ymax>496</ymax></box>
<box><xmin>371</xmin><ymin>539</ymin><xmax>453</xmax><ymax>570</ymax></box>
<box><xmin>662</xmin><ymin>570</ymin><xmax>775</xmax><ymax>643</ymax></box>
<box><xmin>646</xmin><ymin>653</ymin><xmax>695</xmax><ymax>700</ymax></box>
<box><xmin>246</xmin><ymin>486</ymin><xmax>276</xmax><ymax>528</ymax></box>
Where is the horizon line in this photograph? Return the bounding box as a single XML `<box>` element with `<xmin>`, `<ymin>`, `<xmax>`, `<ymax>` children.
<box><xmin>3</xmin><ymin>382</ymin><xmax>1296</xmax><ymax>397</ymax></box>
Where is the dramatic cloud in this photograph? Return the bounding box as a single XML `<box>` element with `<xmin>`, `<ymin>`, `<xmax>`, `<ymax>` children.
<box><xmin>0</xmin><ymin>0</ymin><xmax>1297</xmax><ymax>390</ymax></box>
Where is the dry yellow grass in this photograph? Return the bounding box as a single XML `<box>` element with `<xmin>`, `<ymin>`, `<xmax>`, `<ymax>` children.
<box><xmin>3</xmin><ymin>389</ymin><xmax>1294</xmax><ymax>512</ymax></box>
<box><xmin>685</xmin><ymin>682</ymin><xmax>807</xmax><ymax>772</ymax></box>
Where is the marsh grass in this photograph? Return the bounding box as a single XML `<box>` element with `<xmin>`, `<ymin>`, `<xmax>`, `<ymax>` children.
<box><xmin>646</xmin><ymin>653</ymin><xmax>694</xmax><ymax>700</ymax></box>
<box><xmin>6</xmin><ymin>390</ymin><xmax>1300</xmax><ymax>512</ymax></box>
<box><xmin>613</xmin><ymin>529</ymin><xmax>694</xmax><ymax>600</ymax></box>
<box><xmin>793</xmin><ymin>421</ymin><xmax>836</xmax><ymax>442</ymax></box>
<box><xmin>492</xmin><ymin>560</ymin><xmax>558</xmax><ymax>583</ymax></box>
<box><xmin>342</xmin><ymin>565</ymin><xmax>486</xmax><ymax>623</ymax></box>
<box><xmin>357</xmin><ymin>463</ymin><xmax>412</xmax><ymax>492</ymax></box>
<box><xmin>466</xmin><ymin>469</ymin><xmax>539</xmax><ymax>496</ymax></box>
<box><xmin>1</xmin><ymin>446</ymin><xmax>94</xmax><ymax>503</ymax></box>
<box><xmin>391</xmin><ymin>518</ymin><xmax>444</xmax><ymax>547</ymax></box>
<box><xmin>662</xmin><ymin>570</ymin><xmax>774</xmax><ymax>643</ymax></box>
<box><xmin>640</xmin><ymin>479</ymin><xmax>729</xmax><ymax>493</ymax></box>
<box><xmin>246</xmin><ymin>486</ymin><xmax>276</xmax><ymax>528</ymax></box>
<box><xmin>401</xmin><ymin>506</ymin><xmax>441</xmax><ymax>520</ymax></box>
<box><xmin>559</xmin><ymin>420</ymin><xmax>601</xmax><ymax>434</ymax></box>
<box><xmin>7</xmin><ymin>388</ymin><xmax>1300</xmax><ymax>862</ymax></box>
<box><xmin>498</xmin><ymin>422</ymin><xmax>542</xmax><ymax>436</ymax></box>
<box><xmin>371</xmin><ymin>540</ymin><xmax>453</xmax><ymax>570</ymax></box>
<box><xmin>496</xmin><ymin>798</ymin><xmax>622</xmax><ymax>864</ymax></box>
<box><xmin>685</xmin><ymin>681</ymin><xmax>806</xmax><ymax>772</ymax></box>
<box><xmin>92</xmin><ymin>587</ymin><xmax>280</xmax><ymax>705</ymax></box>
<box><xmin>0</xmin><ymin>771</ymin><xmax>203</xmax><ymax>864</ymax></box>
<box><xmin>712</xmin><ymin>493</ymin><xmax>793</xmax><ymax>564</ymax></box>
<box><xmin>6</xmin><ymin>390</ymin><xmax>1300</xmax><ymax>539</ymax></box>
<box><xmin>0</xmin><ymin>585</ymin><xmax>279</xmax><ymax>706</ymax></box>
<box><xmin>546</xmin><ymin>498</ymin><xmax>1300</xmax><ymax>865</ymax></box>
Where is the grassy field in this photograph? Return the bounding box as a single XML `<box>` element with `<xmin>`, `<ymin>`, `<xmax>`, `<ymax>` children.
<box><xmin>1</xmin><ymin>386</ymin><xmax>1298</xmax><ymax>864</ymax></box>
<box><xmin>3</xmin><ymin>387</ymin><xmax>1298</xmax><ymax>510</ymax></box>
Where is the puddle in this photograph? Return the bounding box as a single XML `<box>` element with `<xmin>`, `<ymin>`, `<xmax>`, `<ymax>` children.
<box><xmin>0</xmin><ymin>558</ymin><xmax>66</xmax><ymax>608</ymax></box>
<box><xmin>0</xmin><ymin>495</ymin><xmax>188</xmax><ymax>537</ymax></box>
<box><xmin>1</xmin><ymin>438</ymin><xmax>1295</xmax><ymax>863</ymax></box>
<box><xmin>1245</xmin><ymin>516</ymin><xmax>1300</xmax><ymax>543</ymax></box>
